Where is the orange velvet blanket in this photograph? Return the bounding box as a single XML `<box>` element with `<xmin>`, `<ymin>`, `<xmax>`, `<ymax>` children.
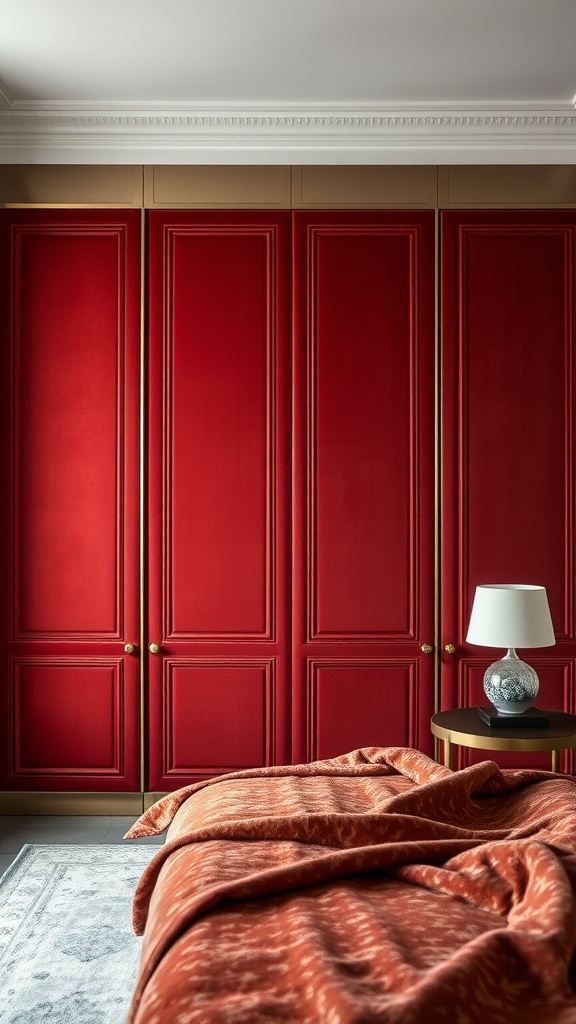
<box><xmin>125</xmin><ymin>747</ymin><xmax>576</xmax><ymax>1023</ymax></box>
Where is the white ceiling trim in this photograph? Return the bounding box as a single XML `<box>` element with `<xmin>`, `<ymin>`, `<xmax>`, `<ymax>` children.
<box><xmin>1</xmin><ymin>99</ymin><xmax>575</xmax><ymax>164</ymax></box>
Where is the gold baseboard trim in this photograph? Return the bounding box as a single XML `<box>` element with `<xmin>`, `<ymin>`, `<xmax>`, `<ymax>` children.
<box><xmin>0</xmin><ymin>792</ymin><xmax>144</xmax><ymax>815</ymax></box>
<box><xmin>143</xmin><ymin>792</ymin><xmax>169</xmax><ymax>810</ymax></box>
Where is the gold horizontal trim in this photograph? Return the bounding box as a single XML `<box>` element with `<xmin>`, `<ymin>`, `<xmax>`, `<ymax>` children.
<box><xmin>0</xmin><ymin>204</ymin><xmax>142</xmax><ymax>209</ymax></box>
<box><xmin>0</xmin><ymin>792</ymin><xmax>144</xmax><ymax>815</ymax></box>
<box><xmin>430</xmin><ymin>721</ymin><xmax>576</xmax><ymax>753</ymax></box>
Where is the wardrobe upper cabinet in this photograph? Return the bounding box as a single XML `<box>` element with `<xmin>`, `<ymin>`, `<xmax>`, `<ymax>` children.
<box><xmin>0</xmin><ymin>210</ymin><xmax>141</xmax><ymax>792</ymax></box>
<box><xmin>291</xmin><ymin>212</ymin><xmax>436</xmax><ymax>762</ymax></box>
<box><xmin>441</xmin><ymin>211</ymin><xmax>576</xmax><ymax>770</ymax></box>
<box><xmin>146</xmin><ymin>212</ymin><xmax>292</xmax><ymax>792</ymax></box>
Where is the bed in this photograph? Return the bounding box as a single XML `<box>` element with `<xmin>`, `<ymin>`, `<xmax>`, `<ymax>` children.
<box><xmin>124</xmin><ymin>746</ymin><xmax>576</xmax><ymax>1023</ymax></box>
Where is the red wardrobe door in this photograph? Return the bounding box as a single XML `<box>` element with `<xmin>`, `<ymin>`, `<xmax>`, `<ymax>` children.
<box><xmin>441</xmin><ymin>211</ymin><xmax>576</xmax><ymax>770</ymax></box>
<box><xmin>292</xmin><ymin>212</ymin><xmax>436</xmax><ymax>762</ymax></box>
<box><xmin>147</xmin><ymin>212</ymin><xmax>291</xmax><ymax>791</ymax></box>
<box><xmin>0</xmin><ymin>210</ymin><xmax>141</xmax><ymax>791</ymax></box>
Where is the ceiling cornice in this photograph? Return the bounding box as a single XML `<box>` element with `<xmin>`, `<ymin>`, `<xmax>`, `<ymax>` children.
<box><xmin>1</xmin><ymin>98</ymin><xmax>575</xmax><ymax>164</ymax></box>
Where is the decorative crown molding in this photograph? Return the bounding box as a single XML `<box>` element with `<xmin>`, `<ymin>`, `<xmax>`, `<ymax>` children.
<box><xmin>4</xmin><ymin>112</ymin><xmax>576</xmax><ymax>129</ymax></box>
<box><xmin>0</xmin><ymin>98</ymin><xmax>575</xmax><ymax>164</ymax></box>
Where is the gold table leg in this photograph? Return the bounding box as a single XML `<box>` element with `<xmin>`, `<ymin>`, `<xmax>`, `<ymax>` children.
<box><xmin>551</xmin><ymin>749</ymin><xmax>560</xmax><ymax>773</ymax></box>
<box><xmin>443</xmin><ymin>739</ymin><xmax>452</xmax><ymax>770</ymax></box>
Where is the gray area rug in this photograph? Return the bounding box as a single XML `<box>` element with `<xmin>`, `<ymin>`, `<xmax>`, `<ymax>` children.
<box><xmin>0</xmin><ymin>844</ymin><xmax>159</xmax><ymax>1024</ymax></box>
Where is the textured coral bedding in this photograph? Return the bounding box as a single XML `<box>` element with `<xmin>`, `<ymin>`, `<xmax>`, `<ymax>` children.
<box><xmin>124</xmin><ymin>747</ymin><xmax>576</xmax><ymax>1023</ymax></box>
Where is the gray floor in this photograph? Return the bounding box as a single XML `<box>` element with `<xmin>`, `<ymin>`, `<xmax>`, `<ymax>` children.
<box><xmin>0</xmin><ymin>816</ymin><xmax>165</xmax><ymax>876</ymax></box>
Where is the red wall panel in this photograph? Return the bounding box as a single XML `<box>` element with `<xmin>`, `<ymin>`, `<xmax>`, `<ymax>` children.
<box><xmin>12</xmin><ymin>660</ymin><xmax>124</xmax><ymax>775</ymax></box>
<box><xmin>167</xmin><ymin>231</ymin><xmax>272</xmax><ymax>637</ymax></box>
<box><xmin>147</xmin><ymin>212</ymin><xmax>291</xmax><ymax>790</ymax></box>
<box><xmin>14</xmin><ymin>231</ymin><xmax>121</xmax><ymax>636</ymax></box>
<box><xmin>292</xmin><ymin>212</ymin><xmax>436</xmax><ymax>762</ymax></box>
<box><xmin>0</xmin><ymin>211</ymin><xmax>141</xmax><ymax>791</ymax></box>
<box><xmin>441</xmin><ymin>212</ymin><xmax>576</xmax><ymax>761</ymax></box>
<box><xmin>312</xmin><ymin>231</ymin><xmax>413</xmax><ymax>637</ymax></box>
<box><xmin>162</xmin><ymin>661</ymin><xmax>274</xmax><ymax>777</ymax></box>
<box><xmin>307</xmin><ymin>661</ymin><xmax>419</xmax><ymax>762</ymax></box>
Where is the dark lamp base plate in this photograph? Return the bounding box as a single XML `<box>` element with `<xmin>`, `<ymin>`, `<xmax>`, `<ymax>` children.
<box><xmin>478</xmin><ymin>706</ymin><xmax>549</xmax><ymax>728</ymax></box>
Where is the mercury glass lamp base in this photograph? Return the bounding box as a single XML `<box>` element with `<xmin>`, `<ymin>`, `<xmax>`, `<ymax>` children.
<box><xmin>483</xmin><ymin>649</ymin><xmax>539</xmax><ymax>715</ymax></box>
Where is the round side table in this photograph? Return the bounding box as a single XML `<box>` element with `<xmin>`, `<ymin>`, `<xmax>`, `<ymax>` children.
<box><xmin>431</xmin><ymin>707</ymin><xmax>576</xmax><ymax>772</ymax></box>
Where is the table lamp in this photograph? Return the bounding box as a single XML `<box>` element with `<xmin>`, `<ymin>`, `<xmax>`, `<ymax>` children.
<box><xmin>466</xmin><ymin>584</ymin><xmax>555</xmax><ymax>720</ymax></box>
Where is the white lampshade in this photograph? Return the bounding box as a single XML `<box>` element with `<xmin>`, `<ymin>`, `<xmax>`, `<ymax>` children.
<box><xmin>466</xmin><ymin>584</ymin><xmax>555</xmax><ymax>649</ymax></box>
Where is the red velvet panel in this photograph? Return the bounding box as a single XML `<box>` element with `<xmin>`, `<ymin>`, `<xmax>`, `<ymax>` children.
<box><xmin>292</xmin><ymin>211</ymin><xmax>436</xmax><ymax>762</ymax></box>
<box><xmin>0</xmin><ymin>210</ymin><xmax>141</xmax><ymax>791</ymax></box>
<box><xmin>164</xmin><ymin>661</ymin><xmax>274</xmax><ymax>777</ymax></box>
<box><xmin>441</xmin><ymin>212</ymin><xmax>576</xmax><ymax>765</ymax></box>
<box><xmin>307</xmin><ymin>661</ymin><xmax>419</xmax><ymax>761</ymax></box>
<box><xmin>147</xmin><ymin>212</ymin><xmax>291</xmax><ymax>790</ymax></box>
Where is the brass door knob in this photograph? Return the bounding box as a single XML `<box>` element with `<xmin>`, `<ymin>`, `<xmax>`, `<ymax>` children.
<box><xmin>124</xmin><ymin>643</ymin><xmax>135</xmax><ymax>655</ymax></box>
<box><xmin>420</xmin><ymin>643</ymin><xmax>434</xmax><ymax>654</ymax></box>
<box><xmin>444</xmin><ymin>643</ymin><xmax>456</xmax><ymax>655</ymax></box>
<box><xmin>149</xmin><ymin>642</ymin><xmax>161</xmax><ymax>655</ymax></box>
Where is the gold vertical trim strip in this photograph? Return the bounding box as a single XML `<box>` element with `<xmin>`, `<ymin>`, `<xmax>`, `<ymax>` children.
<box><xmin>433</xmin><ymin>208</ymin><xmax>441</xmax><ymax>761</ymax></box>
<box><xmin>139</xmin><ymin>208</ymin><xmax>147</xmax><ymax>801</ymax></box>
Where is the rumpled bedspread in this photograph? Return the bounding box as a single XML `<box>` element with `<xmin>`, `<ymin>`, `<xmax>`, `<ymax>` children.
<box><xmin>124</xmin><ymin>746</ymin><xmax>576</xmax><ymax>1023</ymax></box>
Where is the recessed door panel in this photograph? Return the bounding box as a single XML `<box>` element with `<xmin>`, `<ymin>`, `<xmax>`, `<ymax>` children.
<box><xmin>156</xmin><ymin>660</ymin><xmax>274</xmax><ymax>780</ymax></box>
<box><xmin>12</xmin><ymin>659</ymin><xmax>125</xmax><ymax>775</ymax></box>
<box><xmin>168</xmin><ymin>232</ymin><xmax>273</xmax><ymax>637</ymax></box>
<box><xmin>13</xmin><ymin>232</ymin><xmax>123</xmax><ymax>636</ymax></box>
<box><xmin>313</xmin><ymin>232</ymin><xmax>413</xmax><ymax>637</ymax></box>
<box><xmin>307</xmin><ymin>661</ymin><xmax>419</xmax><ymax>762</ymax></box>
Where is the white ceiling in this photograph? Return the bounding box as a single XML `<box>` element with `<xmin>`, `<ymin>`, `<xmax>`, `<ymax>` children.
<box><xmin>0</xmin><ymin>0</ymin><xmax>575</xmax><ymax>164</ymax></box>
